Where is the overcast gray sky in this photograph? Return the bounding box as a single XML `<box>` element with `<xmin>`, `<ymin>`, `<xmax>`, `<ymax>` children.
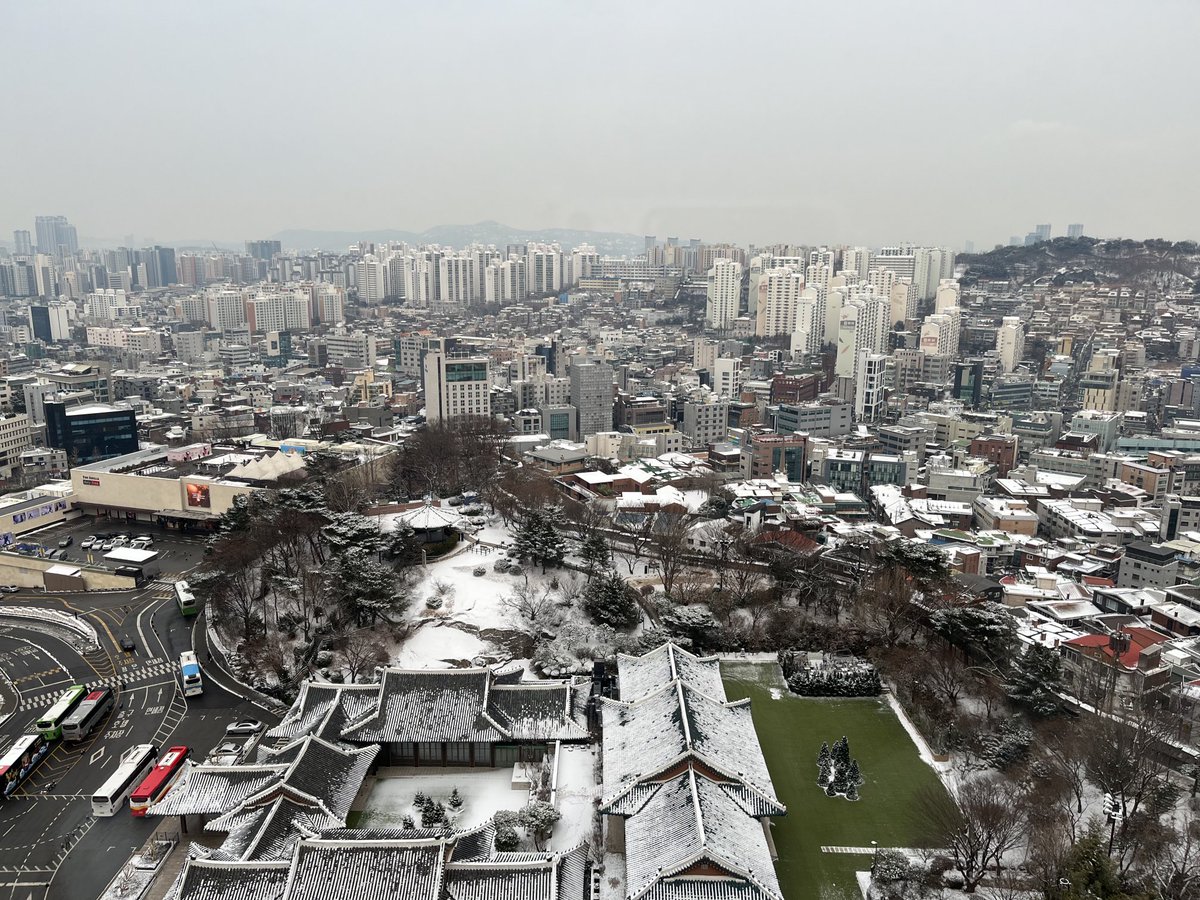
<box><xmin>4</xmin><ymin>0</ymin><xmax>1197</xmax><ymax>249</ymax></box>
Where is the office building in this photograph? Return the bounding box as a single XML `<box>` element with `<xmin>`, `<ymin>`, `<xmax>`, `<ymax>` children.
<box><xmin>29</xmin><ymin>304</ymin><xmax>70</xmax><ymax>342</ymax></box>
<box><xmin>424</xmin><ymin>350</ymin><xmax>492</xmax><ymax>424</ymax></box>
<box><xmin>45</xmin><ymin>401</ymin><xmax>138</xmax><ymax>464</ymax></box>
<box><xmin>570</xmin><ymin>361</ymin><xmax>614</xmax><ymax>437</ymax></box>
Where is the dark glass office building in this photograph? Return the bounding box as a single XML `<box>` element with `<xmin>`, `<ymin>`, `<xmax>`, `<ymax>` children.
<box><xmin>45</xmin><ymin>402</ymin><xmax>138</xmax><ymax>464</ymax></box>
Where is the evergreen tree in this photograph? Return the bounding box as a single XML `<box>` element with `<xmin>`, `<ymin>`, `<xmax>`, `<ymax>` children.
<box><xmin>818</xmin><ymin>741</ymin><xmax>831</xmax><ymax>767</ymax></box>
<box><xmin>832</xmin><ymin>736</ymin><xmax>850</xmax><ymax>770</ymax></box>
<box><xmin>817</xmin><ymin>759</ymin><xmax>832</xmax><ymax>788</ymax></box>
<box><xmin>513</xmin><ymin>510</ymin><xmax>541</xmax><ymax>559</ymax></box>
<box><xmin>848</xmin><ymin>759</ymin><xmax>864</xmax><ymax>787</ymax></box>
<box><xmin>583</xmin><ymin>569</ymin><xmax>640</xmax><ymax>628</ymax></box>
<box><xmin>580</xmin><ymin>531</ymin><xmax>611</xmax><ymax>578</ymax></box>
<box><xmin>1004</xmin><ymin>643</ymin><xmax>1064</xmax><ymax>717</ymax></box>
<box><xmin>448</xmin><ymin>788</ymin><xmax>463</xmax><ymax>810</ymax></box>
<box><xmin>535</xmin><ymin>516</ymin><xmax>566</xmax><ymax>571</ymax></box>
<box><xmin>401</xmin><ymin>814</ymin><xmax>415</xmax><ymax>830</ymax></box>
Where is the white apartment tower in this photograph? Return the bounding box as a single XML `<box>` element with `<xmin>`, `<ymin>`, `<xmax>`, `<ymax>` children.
<box><xmin>706</xmin><ymin>259</ymin><xmax>743</xmax><ymax>329</ymax></box>
<box><xmin>755</xmin><ymin>267</ymin><xmax>805</xmax><ymax>337</ymax></box>
<box><xmin>996</xmin><ymin>316</ymin><xmax>1025</xmax><ymax>373</ymax></box>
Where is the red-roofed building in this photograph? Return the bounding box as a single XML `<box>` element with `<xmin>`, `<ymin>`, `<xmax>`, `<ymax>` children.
<box><xmin>1062</xmin><ymin>626</ymin><xmax>1172</xmax><ymax>711</ymax></box>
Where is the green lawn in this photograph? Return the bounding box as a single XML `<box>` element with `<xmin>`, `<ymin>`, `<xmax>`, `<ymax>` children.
<box><xmin>722</xmin><ymin>662</ymin><xmax>950</xmax><ymax>900</ymax></box>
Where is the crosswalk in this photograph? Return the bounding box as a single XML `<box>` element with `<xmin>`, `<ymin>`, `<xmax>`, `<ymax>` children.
<box><xmin>13</xmin><ymin>657</ymin><xmax>178</xmax><ymax>710</ymax></box>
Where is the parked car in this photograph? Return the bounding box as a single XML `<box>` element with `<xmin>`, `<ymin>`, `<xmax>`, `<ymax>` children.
<box><xmin>134</xmin><ymin>535</ymin><xmax>154</xmax><ymax>545</ymax></box>
<box><xmin>0</xmin><ymin>585</ymin><xmax>19</xmax><ymax>594</ymax></box>
<box><xmin>101</xmin><ymin>539</ymin><xmax>116</xmax><ymax>551</ymax></box>
<box><xmin>129</xmin><ymin>540</ymin><xmax>152</xmax><ymax>551</ymax></box>
<box><xmin>225</xmin><ymin>720</ymin><xmax>263</xmax><ymax>736</ymax></box>
<box><xmin>79</xmin><ymin>536</ymin><xmax>97</xmax><ymax>550</ymax></box>
<box><xmin>57</xmin><ymin>536</ymin><xmax>73</xmax><ymax>548</ymax></box>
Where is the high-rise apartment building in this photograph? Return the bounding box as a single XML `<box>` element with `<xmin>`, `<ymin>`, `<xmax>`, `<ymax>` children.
<box><xmin>246</xmin><ymin>240</ymin><xmax>282</xmax><ymax>260</ymax></box>
<box><xmin>755</xmin><ymin>267</ymin><xmax>805</xmax><ymax>337</ymax></box>
<box><xmin>1067</xmin><ymin>223</ymin><xmax>1084</xmax><ymax>238</ymax></box>
<box><xmin>705</xmin><ymin>259</ymin><xmax>743</xmax><ymax>329</ymax></box>
<box><xmin>12</xmin><ymin>231</ymin><xmax>31</xmax><ymax>256</ymax></box>
<box><xmin>34</xmin><ymin>216</ymin><xmax>78</xmax><ymax>256</ymax></box>
<box><xmin>996</xmin><ymin>316</ymin><xmax>1025</xmax><ymax>373</ymax></box>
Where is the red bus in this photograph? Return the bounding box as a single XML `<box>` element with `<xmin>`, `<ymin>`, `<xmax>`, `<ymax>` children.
<box><xmin>129</xmin><ymin>746</ymin><xmax>189</xmax><ymax>816</ymax></box>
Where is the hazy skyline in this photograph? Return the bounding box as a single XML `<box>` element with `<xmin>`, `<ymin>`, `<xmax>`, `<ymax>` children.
<box><xmin>4</xmin><ymin>0</ymin><xmax>1198</xmax><ymax>250</ymax></box>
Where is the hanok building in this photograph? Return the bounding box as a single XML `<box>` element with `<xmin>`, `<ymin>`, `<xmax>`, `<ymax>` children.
<box><xmin>270</xmin><ymin>667</ymin><xmax>591</xmax><ymax>767</ymax></box>
<box><xmin>600</xmin><ymin>643</ymin><xmax>785</xmax><ymax>900</ymax></box>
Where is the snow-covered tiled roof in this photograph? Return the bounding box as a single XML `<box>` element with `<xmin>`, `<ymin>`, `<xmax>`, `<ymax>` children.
<box><xmin>624</xmin><ymin>770</ymin><xmax>783</xmax><ymax>900</ymax></box>
<box><xmin>150</xmin><ymin>763</ymin><xmax>288</xmax><ymax>817</ymax></box>
<box><xmin>333</xmin><ymin>668</ymin><xmax>588</xmax><ymax>745</ymax></box>
<box><xmin>340</xmin><ymin>668</ymin><xmax>505</xmax><ymax>743</ymax></box>
<box><xmin>287</xmin><ymin>840</ymin><xmax>446</xmax><ymax>900</ymax></box>
<box><xmin>171</xmin><ymin>838</ymin><xmax>590</xmax><ymax>900</ymax></box>
<box><xmin>615</xmin><ymin>642</ymin><xmax>724</xmax><ymax>702</ymax></box>
<box><xmin>600</xmin><ymin>681</ymin><xmax>781</xmax><ymax>816</ymax></box>
<box><xmin>171</xmin><ymin>858</ymin><xmax>291</xmax><ymax>900</ymax></box>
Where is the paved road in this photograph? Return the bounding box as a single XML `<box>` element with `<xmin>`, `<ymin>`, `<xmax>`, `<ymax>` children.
<box><xmin>0</xmin><ymin>524</ymin><xmax>279</xmax><ymax>900</ymax></box>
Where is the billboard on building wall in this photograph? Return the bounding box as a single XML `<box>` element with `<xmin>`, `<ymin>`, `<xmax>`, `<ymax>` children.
<box><xmin>185</xmin><ymin>483</ymin><xmax>211</xmax><ymax>508</ymax></box>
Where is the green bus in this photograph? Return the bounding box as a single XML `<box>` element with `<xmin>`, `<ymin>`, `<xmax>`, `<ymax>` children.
<box><xmin>35</xmin><ymin>685</ymin><xmax>88</xmax><ymax>741</ymax></box>
<box><xmin>174</xmin><ymin>581</ymin><xmax>198</xmax><ymax>617</ymax></box>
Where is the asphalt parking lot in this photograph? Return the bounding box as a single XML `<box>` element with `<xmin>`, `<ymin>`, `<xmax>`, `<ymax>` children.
<box><xmin>8</xmin><ymin>516</ymin><xmax>210</xmax><ymax>580</ymax></box>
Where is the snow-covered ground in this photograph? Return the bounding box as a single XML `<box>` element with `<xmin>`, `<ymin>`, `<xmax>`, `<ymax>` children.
<box><xmin>363</xmin><ymin>769</ymin><xmax>528</xmax><ymax>831</ymax></box>
<box><xmin>551</xmin><ymin>745</ymin><xmax>598</xmax><ymax>851</ymax></box>
<box><xmin>393</xmin><ymin>621</ymin><xmax>490</xmax><ymax>668</ymax></box>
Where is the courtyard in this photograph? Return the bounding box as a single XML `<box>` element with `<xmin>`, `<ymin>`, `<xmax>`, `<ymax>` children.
<box><xmin>721</xmin><ymin>661</ymin><xmax>951</xmax><ymax>899</ymax></box>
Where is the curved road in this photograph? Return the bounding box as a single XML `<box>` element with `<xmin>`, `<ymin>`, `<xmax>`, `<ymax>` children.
<box><xmin>0</xmin><ymin>576</ymin><xmax>278</xmax><ymax>900</ymax></box>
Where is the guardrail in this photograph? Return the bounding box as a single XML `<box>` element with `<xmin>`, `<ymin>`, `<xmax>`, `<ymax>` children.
<box><xmin>0</xmin><ymin>603</ymin><xmax>98</xmax><ymax>648</ymax></box>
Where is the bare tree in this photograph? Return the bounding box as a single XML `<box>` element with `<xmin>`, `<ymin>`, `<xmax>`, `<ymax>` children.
<box><xmin>913</xmin><ymin>776</ymin><xmax>1026</xmax><ymax>893</ymax></box>
<box><xmin>614</xmin><ymin>512</ymin><xmax>655</xmax><ymax>574</ymax></box>
<box><xmin>335</xmin><ymin>629</ymin><xmax>388</xmax><ymax>683</ymax></box>
<box><xmin>650</xmin><ymin>509</ymin><xmax>691</xmax><ymax>598</ymax></box>
<box><xmin>1148</xmin><ymin>813</ymin><xmax>1200</xmax><ymax>900</ymax></box>
<box><xmin>501</xmin><ymin>580</ymin><xmax>560</xmax><ymax>631</ymax></box>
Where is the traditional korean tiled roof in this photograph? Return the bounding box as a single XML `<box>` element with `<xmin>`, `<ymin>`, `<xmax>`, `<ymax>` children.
<box><xmin>340</xmin><ymin>668</ymin><xmax>505</xmax><ymax>743</ymax></box>
<box><xmin>623</xmin><ymin>770</ymin><xmax>782</xmax><ymax>900</ymax></box>
<box><xmin>600</xmin><ymin>682</ymin><xmax>781</xmax><ymax>816</ymax></box>
<box><xmin>171</xmin><ymin>859</ymin><xmax>291</xmax><ymax>900</ymax></box>
<box><xmin>150</xmin><ymin>763</ymin><xmax>288</xmax><ymax>816</ymax></box>
<box><xmin>170</xmin><ymin>837</ymin><xmax>590</xmax><ymax>900</ymax></box>
<box><xmin>266</xmin><ymin>682</ymin><xmax>379</xmax><ymax>745</ymax></box>
<box><xmin>333</xmin><ymin>667</ymin><xmax>588</xmax><ymax>745</ymax></box>
<box><xmin>489</xmin><ymin>682</ymin><xmax>590</xmax><ymax>741</ymax></box>
<box><xmin>616</xmin><ymin>643</ymin><xmax>725</xmax><ymax>703</ymax></box>
<box><xmin>285</xmin><ymin>840</ymin><xmax>447</xmax><ymax>900</ymax></box>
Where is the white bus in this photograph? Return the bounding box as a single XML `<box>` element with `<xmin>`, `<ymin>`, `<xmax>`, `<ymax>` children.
<box><xmin>91</xmin><ymin>743</ymin><xmax>158</xmax><ymax>816</ymax></box>
<box><xmin>61</xmin><ymin>687</ymin><xmax>115</xmax><ymax>742</ymax></box>
<box><xmin>179</xmin><ymin>651</ymin><xmax>203</xmax><ymax>697</ymax></box>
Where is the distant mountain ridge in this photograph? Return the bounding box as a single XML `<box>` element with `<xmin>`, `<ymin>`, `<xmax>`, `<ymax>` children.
<box><xmin>269</xmin><ymin>220</ymin><xmax>645</xmax><ymax>256</ymax></box>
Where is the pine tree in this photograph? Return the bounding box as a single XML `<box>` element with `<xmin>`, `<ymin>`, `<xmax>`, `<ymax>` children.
<box><xmin>817</xmin><ymin>741</ymin><xmax>831</xmax><ymax>767</ymax></box>
<box><xmin>817</xmin><ymin>759</ymin><xmax>832</xmax><ymax>788</ymax></box>
<box><xmin>580</xmin><ymin>532</ymin><xmax>611</xmax><ymax>578</ymax></box>
<box><xmin>832</xmin><ymin>736</ymin><xmax>850</xmax><ymax>770</ymax></box>
<box><xmin>535</xmin><ymin>516</ymin><xmax>566</xmax><ymax>571</ymax></box>
<box><xmin>401</xmin><ymin>814</ymin><xmax>415</xmax><ymax>830</ymax></box>
<box><xmin>1004</xmin><ymin>643</ymin><xmax>1064</xmax><ymax>717</ymax></box>
<box><xmin>845</xmin><ymin>783</ymin><xmax>859</xmax><ymax>801</ymax></box>
<box><xmin>848</xmin><ymin>759</ymin><xmax>864</xmax><ymax>787</ymax></box>
<box><xmin>514</xmin><ymin>510</ymin><xmax>543</xmax><ymax>561</ymax></box>
<box><xmin>448</xmin><ymin>788</ymin><xmax>463</xmax><ymax>810</ymax></box>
